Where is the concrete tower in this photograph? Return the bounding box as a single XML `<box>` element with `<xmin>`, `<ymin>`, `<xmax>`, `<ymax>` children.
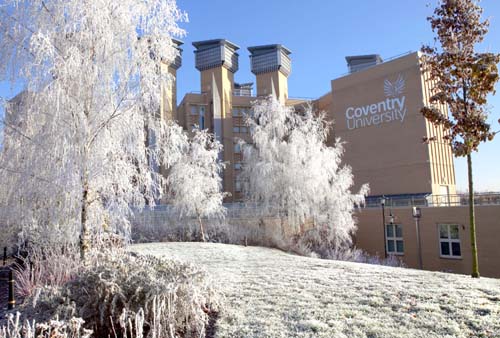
<box><xmin>248</xmin><ymin>44</ymin><xmax>291</xmax><ymax>104</ymax></box>
<box><xmin>192</xmin><ymin>39</ymin><xmax>239</xmax><ymax>197</ymax></box>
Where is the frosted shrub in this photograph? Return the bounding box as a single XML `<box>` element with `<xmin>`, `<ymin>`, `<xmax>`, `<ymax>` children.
<box><xmin>292</xmin><ymin>229</ymin><xmax>404</xmax><ymax>267</ymax></box>
<box><xmin>24</xmin><ymin>250</ymin><xmax>219</xmax><ymax>338</ymax></box>
<box><xmin>132</xmin><ymin>214</ymin><xmax>288</xmax><ymax>250</ymax></box>
<box><xmin>14</xmin><ymin>231</ymin><xmax>128</xmax><ymax>299</ymax></box>
<box><xmin>0</xmin><ymin>313</ymin><xmax>92</xmax><ymax>338</ymax></box>
<box><xmin>14</xmin><ymin>245</ymin><xmax>81</xmax><ymax>299</ymax></box>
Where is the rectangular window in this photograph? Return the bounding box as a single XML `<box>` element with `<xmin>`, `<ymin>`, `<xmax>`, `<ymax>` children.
<box><xmin>234</xmin><ymin>163</ymin><xmax>242</xmax><ymax>170</ymax></box>
<box><xmin>189</xmin><ymin>105</ymin><xmax>207</xmax><ymax>129</ymax></box>
<box><xmin>386</xmin><ymin>224</ymin><xmax>404</xmax><ymax>255</ymax></box>
<box><xmin>232</xmin><ymin>126</ymin><xmax>248</xmax><ymax>134</ymax></box>
<box><xmin>199</xmin><ymin>111</ymin><xmax>205</xmax><ymax>129</ymax></box>
<box><xmin>233</xmin><ymin>107</ymin><xmax>253</xmax><ymax>118</ymax></box>
<box><xmin>235</xmin><ymin>180</ymin><xmax>241</xmax><ymax>192</ymax></box>
<box><xmin>234</xmin><ymin>143</ymin><xmax>241</xmax><ymax>153</ymax></box>
<box><xmin>439</xmin><ymin>224</ymin><xmax>461</xmax><ymax>258</ymax></box>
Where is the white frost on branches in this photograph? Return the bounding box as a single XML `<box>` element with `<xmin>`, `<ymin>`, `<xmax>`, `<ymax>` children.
<box><xmin>241</xmin><ymin>96</ymin><xmax>369</xmax><ymax>248</ymax></box>
<box><xmin>0</xmin><ymin>0</ymin><xmax>187</xmax><ymax>251</ymax></box>
<box><xmin>166</xmin><ymin>128</ymin><xmax>228</xmax><ymax>241</ymax></box>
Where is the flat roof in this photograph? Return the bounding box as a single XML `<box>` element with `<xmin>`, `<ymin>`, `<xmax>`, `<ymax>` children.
<box><xmin>345</xmin><ymin>54</ymin><xmax>383</xmax><ymax>63</ymax></box>
<box><xmin>247</xmin><ymin>44</ymin><xmax>292</xmax><ymax>55</ymax></box>
<box><xmin>172</xmin><ymin>38</ymin><xmax>184</xmax><ymax>47</ymax></box>
<box><xmin>192</xmin><ymin>39</ymin><xmax>240</xmax><ymax>51</ymax></box>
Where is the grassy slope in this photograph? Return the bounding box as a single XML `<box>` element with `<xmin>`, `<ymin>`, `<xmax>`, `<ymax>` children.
<box><xmin>132</xmin><ymin>242</ymin><xmax>500</xmax><ymax>338</ymax></box>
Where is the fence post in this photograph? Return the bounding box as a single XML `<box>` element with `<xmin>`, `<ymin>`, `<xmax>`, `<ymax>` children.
<box><xmin>3</xmin><ymin>247</ymin><xmax>6</xmax><ymax>266</ymax></box>
<box><xmin>8</xmin><ymin>269</ymin><xmax>15</xmax><ymax>310</ymax></box>
<box><xmin>29</xmin><ymin>259</ymin><xmax>33</xmax><ymax>282</ymax></box>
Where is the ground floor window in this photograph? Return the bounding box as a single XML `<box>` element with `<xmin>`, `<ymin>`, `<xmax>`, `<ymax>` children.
<box><xmin>235</xmin><ymin>180</ymin><xmax>242</xmax><ymax>192</ymax></box>
<box><xmin>386</xmin><ymin>224</ymin><xmax>404</xmax><ymax>254</ymax></box>
<box><xmin>439</xmin><ymin>224</ymin><xmax>461</xmax><ymax>258</ymax></box>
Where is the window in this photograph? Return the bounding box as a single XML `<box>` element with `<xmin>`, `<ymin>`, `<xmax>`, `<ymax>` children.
<box><xmin>232</xmin><ymin>106</ymin><xmax>252</xmax><ymax>117</ymax></box>
<box><xmin>233</xmin><ymin>126</ymin><xmax>248</xmax><ymax>134</ymax></box>
<box><xmin>386</xmin><ymin>224</ymin><xmax>404</xmax><ymax>255</ymax></box>
<box><xmin>235</xmin><ymin>180</ymin><xmax>242</xmax><ymax>192</ymax></box>
<box><xmin>190</xmin><ymin>105</ymin><xmax>207</xmax><ymax>129</ymax></box>
<box><xmin>199</xmin><ymin>106</ymin><xmax>205</xmax><ymax>129</ymax></box>
<box><xmin>439</xmin><ymin>224</ymin><xmax>461</xmax><ymax>258</ymax></box>
<box><xmin>234</xmin><ymin>163</ymin><xmax>242</xmax><ymax>170</ymax></box>
<box><xmin>234</xmin><ymin>143</ymin><xmax>241</xmax><ymax>153</ymax></box>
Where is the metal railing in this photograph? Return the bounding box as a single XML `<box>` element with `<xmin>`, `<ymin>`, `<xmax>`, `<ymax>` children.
<box><xmin>143</xmin><ymin>194</ymin><xmax>500</xmax><ymax>222</ymax></box>
<box><xmin>233</xmin><ymin>89</ymin><xmax>253</xmax><ymax>97</ymax></box>
<box><xmin>364</xmin><ymin>193</ymin><xmax>500</xmax><ymax>209</ymax></box>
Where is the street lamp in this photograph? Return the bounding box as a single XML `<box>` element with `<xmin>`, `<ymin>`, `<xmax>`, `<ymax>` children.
<box><xmin>412</xmin><ymin>206</ymin><xmax>423</xmax><ymax>269</ymax></box>
<box><xmin>381</xmin><ymin>197</ymin><xmax>387</xmax><ymax>258</ymax></box>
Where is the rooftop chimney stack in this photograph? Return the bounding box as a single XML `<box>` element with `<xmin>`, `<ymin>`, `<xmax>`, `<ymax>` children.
<box><xmin>345</xmin><ymin>54</ymin><xmax>383</xmax><ymax>74</ymax></box>
<box><xmin>193</xmin><ymin>38</ymin><xmax>239</xmax><ymax>73</ymax></box>
<box><xmin>248</xmin><ymin>44</ymin><xmax>291</xmax><ymax>104</ymax></box>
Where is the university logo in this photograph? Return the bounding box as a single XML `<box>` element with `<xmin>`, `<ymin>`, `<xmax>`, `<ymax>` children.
<box><xmin>345</xmin><ymin>74</ymin><xmax>408</xmax><ymax>130</ymax></box>
<box><xmin>384</xmin><ymin>74</ymin><xmax>405</xmax><ymax>98</ymax></box>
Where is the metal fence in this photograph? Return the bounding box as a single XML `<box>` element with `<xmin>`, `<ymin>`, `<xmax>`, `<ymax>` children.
<box><xmin>138</xmin><ymin>202</ymin><xmax>281</xmax><ymax>222</ymax></box>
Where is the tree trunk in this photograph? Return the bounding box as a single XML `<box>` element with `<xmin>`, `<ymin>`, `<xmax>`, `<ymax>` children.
<box><xmin>467</xmin><ymin>153</ymin><xmax>480</xmax><ymax>278</ymax></box>
<box><xmin>198</xmin><ymin>215</ymin><xmax>206</xmax><ymax>242</ymax></box>
<box><xmin>80</xmin><ymin>184</ymin><xmax>90</xmax><ymax>262</ymax></box>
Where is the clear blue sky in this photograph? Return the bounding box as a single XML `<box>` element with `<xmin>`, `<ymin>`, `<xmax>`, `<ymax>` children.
<box><xmin>174</xmin><ymin>0</ymin><xmax>500</xmax><ymax>192</ymax></box>
<box><xmin>1</xmin><ymin>0</ymin><xmax>499</xmax><ymax>191</ymax></box>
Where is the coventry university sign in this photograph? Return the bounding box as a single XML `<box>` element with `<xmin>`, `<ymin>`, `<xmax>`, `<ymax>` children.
<box><xmin>345</xmin><ymin>74</ymin><xmax>407</xmax><ymax>130</ymax></box>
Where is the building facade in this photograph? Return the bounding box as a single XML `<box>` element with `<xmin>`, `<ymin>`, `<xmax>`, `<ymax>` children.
<box><xmin>162</xmin><ymin>39</ymin><xmax>500</xmax><ymax>278</ymax></box>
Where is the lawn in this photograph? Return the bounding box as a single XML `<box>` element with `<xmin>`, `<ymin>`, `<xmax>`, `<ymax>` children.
<box><xmin>132</xmin><ymin>242</ymin><xmax>500</xmax><ymax>338</ymax></box>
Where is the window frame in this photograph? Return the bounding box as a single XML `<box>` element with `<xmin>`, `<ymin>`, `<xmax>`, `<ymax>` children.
<box><xmin>190</xmin><ymin>104</ymin><xmax>207</xmax><ymax>129</ymax></box>
<box><xmin>386</xmin><ymin>223</ymin><xmax>404</xmax><ymax>255</ymax></box>
<box><xmin>438</xmin><ymin>224</ymin><xmax>462</xmax><ymax>259</ymax></box>
<box><xmin>235</xmin><ymin>180</ymin><xmax>242</xmax><ymax>192</ymax></box>
<box><xmin>198</xmin><ymin>106</ymin><xmax>205</xmax><ymax>130</ymax></box>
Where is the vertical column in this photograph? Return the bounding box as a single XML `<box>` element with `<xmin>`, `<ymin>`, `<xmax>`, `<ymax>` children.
<box><xmin>160</xmin><ymin>38</ymin><xmax>183</xmax><ymax>122</ymax></box>
<box><xmin>248</xmin><ymin>44</ymin><xmax>292</xmax><ymax>104</ymax></box>
<box><xmin>159</xmin><ymin>39</ymin><xmax>183</xmax><ymax>201</ymax></box>
<box><xmin>193</xmin><ymin>39</ymin><xmax>240</xmax><ymax>199</ymax></box>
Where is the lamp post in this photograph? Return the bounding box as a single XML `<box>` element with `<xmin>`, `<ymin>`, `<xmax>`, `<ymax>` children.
<box><xmin>412</xmin><ymin>206</ymin><xmax>423</xmax><ymax>269</ymax></box>
<box><xmin>381</xmin><ymin>197</ymin><xmax>387</xmax><ymax>258</ymax></box>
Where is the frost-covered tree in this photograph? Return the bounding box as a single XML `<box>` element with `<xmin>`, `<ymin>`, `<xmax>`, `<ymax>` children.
<box><xmin>0</xmin><ymin>0</ymin><xmax>187</xmax><ymax>259</ymax></box>
<box><xmin>241</xmin><ymin>96</ymin><xmax>369</xmax><ymax>249</ymax></box>
<box><xmin>166</xmin><ymin>128</ymin><xmax>228</xmax><ymax>242</ymax></box>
